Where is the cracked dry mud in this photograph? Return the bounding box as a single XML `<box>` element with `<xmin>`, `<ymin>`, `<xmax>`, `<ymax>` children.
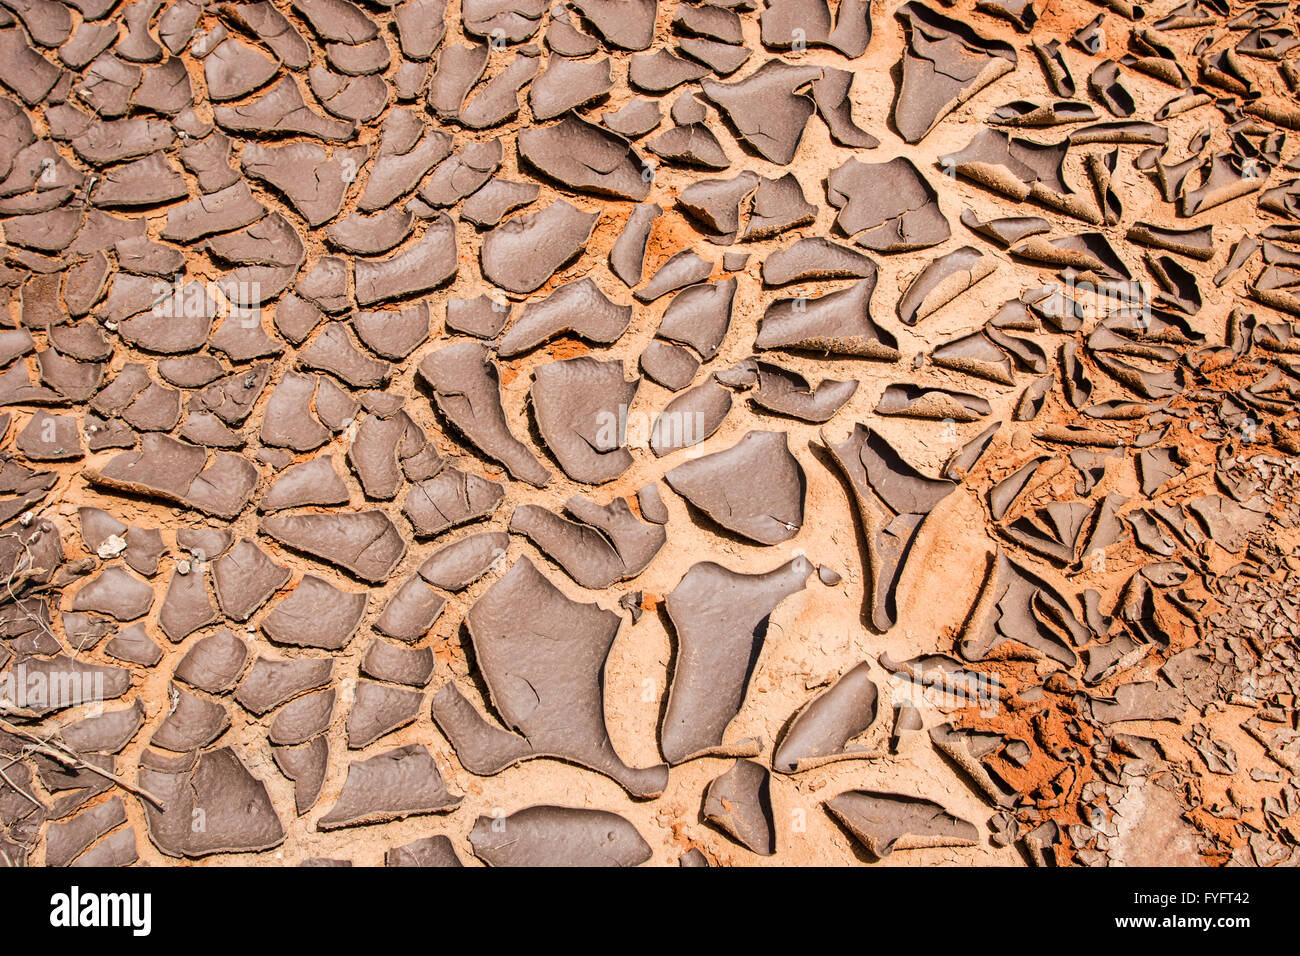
<box><xmin>1</xmin><ymin>0</ymin><xmax>1299</xmax><ymax>868</ymax></box>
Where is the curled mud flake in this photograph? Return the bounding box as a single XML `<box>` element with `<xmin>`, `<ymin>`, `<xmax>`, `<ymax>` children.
<box><xmin>990</xmin><ymin>99</ymin><xmax>1097</xmax><ymax>127</ymax></box>
<box><xmin>105</xmin><ymin>624</ymin><xmax>161</xmax><ymax>666</ymax></box>
<box><xmin>419</xmin><ymin>139</ymin><xmax>503</xmax><ymax>207</ymax></box>
<box><xmin>656</xmin><ymin>279</ymin><xmax>735</xmax><ymax>360</ymax></box>
<box><xmin>362</xmin><ymin>640</ymin><xmax>436</xmax><ymax>687</ymax></box>
<box><xmin>417</xmin><ymin>532</ymin><xmax>510</xmax><ymax>592</ymax></box>
<box><xmin>822</xmin><ymin>424</ymin><xmax>956</xmax><ymax>633</ymax></box>
<box><xmin>762</xmin><ymin>238</ymin><xmax>877</xmax><ymax>286</ymax></box>
<box><xmin>931</xmin><ymin>330</ymin><xmax>1015</xmax><ymax>384</ymax></box>
<box><xmin>69</xmin><ymin>564</ymin><xmax>153</xmax><ymax>621</ymax></box>
<box><xmin>275</xmin><ymin>254</ymin><xmax>338</xmax><ymax>313</ymax></box>
<box><xmin>462</xmin><ymin>177</ymin><xmax>540</xmax><ymax>227</ymax></box>
<box><xmin>403</xmin><ymin>466</ymin><xmax>505</xmax><ymax>536</ymax></box>
<box><xmin>636</xmin><ymin>249</ymin><xmax>714</xmax><ymax>303</ymax></box>
<box><xmin>1124</xmin><ymin>27</ymin><xmax>1191</xmax><ymax>86</ymax></box>
<box><xmin>291</xmin><ymin>0</ymin><xmax>379</xmax><ymax>43</ymax></box>
<box><xmin>960</xmin><ymin>209</ymin><xmax>1051</xmax><ymax>247</ymax></box>
<box><xmin>875</xmin><ymin>383</ymin><xmax>992</xmax><ymax>422</ymax></box>
<box><xmin>174</xmin><ymin>630</ymin><xmax>248</xmax><ymax>694</ymax></box>
<box><xmin>151</xmin><ymin>683</ymin><xmax>230</xmax><ymax>752</ymax></box>
<box><xmin>386</xmin><ymin>834</ymin><xmax>463</xmax><ymax>867</ymax></box>
<box><xmin>91</xmin><ymin>151</ymin><xmax>188</xmax><ymax>207</ymax></box>
<box><xmin>637</xmin><ymin>482</ymin><xmax>670</xmax><ymax>524</ymax></box>
<box><xmin>1069</xmin><ymin>120</ymin><xmax>1166</xmax><ymax>145</ymax></box>
<box><xmin>700</xmin><ymin>59</ymin><xmax>822</xmax><ymax>165</ymax></box>
<box><xmin>744</xmin><ymin>173</ymin><xmax>816</xmax><ymax>239</ymax></box>
<box><xmin>318</xmin><ymin>744</ymin><xmax>461</xmax><ymax>829</ymax></box>
<box><xmin>446</xmin><ymin>294</ymin><xmax>511</xmax><ymax>339</ymax></box>
<box><xmin>703</xmin><ymin>759</ymin><xmax>776</xmax><ymax>855</ymax></box>
<box><xmin>140</xmin><ymin>747</ymin><xmax>284</xmax><ymax>858</ymax></box>
<box><xmin>828</xmin><ymin>157</ymin><xmax>949</xmax><ymax>253</ymax></box>
<box><xmin>1145</xmin><ymin>253</ymin><xmax>1202</xmax><ymax>315</ymax></box>
<box><xmin>640</xmin><ymin>340</ymin><xmax>700</xmax><ymax>391</ymax></box>
<box><xmin>610</xmin><ymin>204</ymin><xmax>663</xmax><ymax>290</ymax></box>
<box><xmin>812</xmin><ymin>67</ymin><xmax>879</xmax><ymax>148</ymax></box>
<box><xmin>180</xmin><ymin>452</ymin><xmax>260</xmax><ymax>520</ymax></box>
<box><xmin>665</xmin><ymin>429</ymin><xmax>803</xmax><ymax>543</ymax></box>
<box><xmin>213</xmin><ymin>74</ymin><xmax>357</xmax><ymax>141</ymax></box>
<box><xmin>433</xmin><ymin>556</ymin><xmax>669</xmax><ymax>796</ymax></box>
<box><xmin>417</xmin><ymin>341</ymin><xmax>551</xmax><ymax>487</ymax></box>
<box><xmin>509</xmin><ymin>494</ymin><xmax>665</xmax><ymax>589</ymax></box>
<box><xmin>650</xmin><ymin>379</ymin><xmax>732</xmax><ymax>455</ymax></box>
<box><xmin>260</xmin><ymin>373</ymin><xmax>329</xmax><ymax>453</ymax></box>
<box><xmin>777</xmin><ymin>663</ymin><xmax>882</xmax><ymax>769</ymax></box>
<box><xmin>897</xmin><ymin>246</ymin><xmax>996</xmax><ymax>326</ymax></box>
<box><xmin>260</xmin><ymin>455</ymin><xmax>351</xmax><ymax>512</ymax></box>
<box><xmin>354</xmin><ymin>214</ymin><xmax>458</xmax><ymax>307</ymax></box>
<box><xmin>756</xmin><ymin>277</ymin><xmax>899</xmax><ymax>359</ymax></box>
<box><xmin>16</xmin><ymin>412</ymin><xmax>82</xmax><ymax>461</ymax></box>
<box><xmin>327</xmin><ymin>206</ymin><xmax>415</xmax><ymax>255</ymax></box>
<box><xmin>517</xmin><ymin>112</ymin><xmax>650</xmax><ymax>201</ymax></box>
<box><xmin>760</xmin><ymin>0</ymin><xmax>872</xmax><ymax>56</ymax></box>
<box><xmin>347</xmin><ymin>680</ymin><xmax>423</xmax><ymax>748</ymax></box>
<box><xmin>977</xmin><ymin>0</ymin><xmax>1038</xmax><ymax>30</ymax></box>
<box><xmin>226</xmin><ymin>1</ymin><xmax>312</xmax><ymax>67</ymax></box>
<box><xmin>499</xmin><ymin>278</ymin><xmax>631</xmax><ymax>357</ymax></box>
<box><xmin>569</xmin><ymin>0</ymin><xmax>657</xmax><ymax>51</ymax></box>
<box><xmin>158</xmin><ymin>565</ymin><xmax>218</xmax><ymax>643</ymax></box>
<box><xmin>204</xmin><ymin>39</ymin><xmax>279</xmax><ymax>102</ymax></box>
<box><xmin>982</xmin><ymin>455</ymin><xmax>1045</xmax><ymax>515</ymax></box>
<box><xmin>235</xmin><ymin>656</ymin><xmax>334</xmax><ymax>716</ymax></box>
<box><xmin>674</xmin><ymin>1</ymin><xmax>743</xmax><ymax>43</ymax></box>
<box><xmin>299</xmin><ymin>322</ymin><xmax>393</xmax><ymax>389</ymax></box>
<box><xmin>939</xmin><ymin>127</ymin><xmax>1075</xmax><ymax>212</ymax></box>
<box><xmin>629</xmin><ymin>48</ymin><xmax>710</xmax><ymax>92</ymax></box>
<box><xmin>825</xmin><ymin>791</ymin><xmax>978</xmax><ymax>858</ymax></box>
<box><xmin>347</xmin><ymin>412</ymin><xmax>421</xmax><ymax>500</ymax></box>
<box><xmin>893</xmin><ymin>2</ymin><xmax>1017</xmax><ymax>144</ymax></box>
<box><xmin>660</xmin><ymin>555</ymin><xmax>814</xmax><ymax>764</ymax></box>
<box><xmin>359</xmin><ymin>114</ymin><xmax>453</xmax><ymax>213</ymax></box>
<box><xmin>1126</xmin><ymin>221</ymin><xmax>1214</xmax><ymax>261</ymax></box>
<box><xmin>272</xmin><ymin>735</ymin><xmax>329</xmax><ymax>816</ymax></box>
<box><xmin>530</xmin><ymin>356</ymin><xmax>639</xmax><ymax>482</ymax></box>
<box><xmin>532</xmin><ymin>55</ymin><xmax>612</xmax><ymax>118</ymax></box>
<box><xmin>457</xmin><ymin>51</ymin><xmax>538</xmax><ymax>128</ymax></box>
<box><xmin>678</xmin><ymin>171</ymin><xmax>758</xmax><ymax>242</ymax></box>
<box><xmin>45</xmin><ymin>797</ymin><xmax>127</xmax><ymax>868</ymax></box>
<box><xmin>269</xmin><ymin>689</ymin><xmax>335</xmax><ymax>747</ymax></box>
<box><xmin>1089</xmin><ymin>60</ymin><xmax>1136</xmax><ymax>118</ymax></box>
<box><xmin>959</xmin><ymin>551</ymin><xmax>1085</xmax><ymax>668</ymax></box>
<box><xmin>1011</xmin><ymin>232</ymin><xmax>1131</xmax><ymax>279</ymax></box>
<box><xmin>60</xmin><ymin>699</ymin><xmax>147</xmax><ymax>755</ymax></box>
<box><xmin>748</xmin><ymin>361</ymin><xmax>857</xmax><ymax>424</ymax></box>
<box><xmin>603</xmin><ymin>97</ymin><xmax>662</xmax><ymax>138</ymax></box>
<box><xmin>261</xmin><ymin>574</ymin><xmax>367</xmax><ymax>651</ymax></box>
<box><xmin>646</xmin><ymin>121</ymin><xmax>731</xmax><ymax>169</ymax></box>
<box><xmin>326</xmin><ymin>36</ymin><xmax>391</xmax><ymax>75</ymax></box>
<box><xmin>70</xmin><ymin>828</ymin><xmax>138</xmax><ymax>868</ymax></box>
<box><xmin>212</xmin><ymin>537</ymin><xmax>290</xmax><ymax>622</ymax></box>
<box><xmin>260</xmin><ymin>511</ymin><xmax>408</xmax><ymax>584</ymax></box>
<box><xmin>374</xmin><ymin>573</ymin><xmax>446</xmax><ymax>642</ymax></box>
<box><xmin>481</xmin><ymin>199</ymin><xmax>600</xmax><ymax>295</ymax></box>
<box><xmin>427</xmin><ymin>41</ymin><xmax>489</xmax><ymax>120</ymax></box>
<box><xmin>469</xmin><ymin>804</ymin><xmax>652</xmax><ymax>866</ymax></box>
<box><xmin>35</xmin><ymin>351</ymin><xmax>103</xmax><ymax>403</ymax></box>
